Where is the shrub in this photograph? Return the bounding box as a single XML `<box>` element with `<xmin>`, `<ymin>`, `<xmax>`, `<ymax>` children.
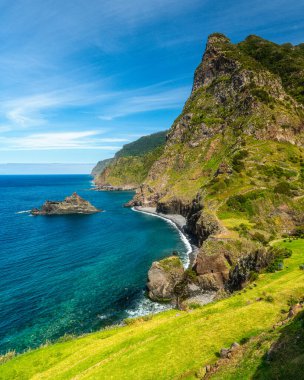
<box><xmin>232</xmin><ymin>150</ymin><xmax>249</xmax><ymax>172</ymax></box>
<box><xmin>240</xmin><ymin>336</ymin><xmax>250</xmax><ymax>345</ymax></box>
<box><xmin>249</xmin><ymin>271</ymin><xmax>259</xmax><ymax>282</ymax></box>
<box><xmin>265</xmin><ymin>295</ymin><xmax>275</xmax><ymax>303</ymax></box>
<box><xmin>274</xmin><ymin>181</ymin><xmax>292</xmax><ymax>195</ymax></box>
<box><xmin>299</xmin><ymin>264</ymin><xmax>304</xmax><ymax>270</ymax></box>
<box><xmin>266</xmin><ymin>246</ymin><xmax>292</xmax><ymax>272</ymax></box>
<box><xmin>184</xmin><ymin>269</ymin><xmax>197</xmax><ymax>281</ymax></box>
<box><xmin>123</xmin><ymin>318</ymin><xmax>136</xmax><ymax>326</ymax></box>
<box><xmin>294</xmin><ymin>226</ymin><xmax>304</xmax><ymax>238</ymax></box>
<box><xmin>226</xmin><ymin>190</ymin><xmax>267</xmax><ymax>215</ymax></box>
<box><xmin>252</xmin><ymin>88</ymin><xmax>272</xmax><ymax>103</ymax></box>
<box><xmin>287</xmin><ymin>295</ymin><xmax>299</xmax><ymax>307</ymax></box>
<box><xmin>252</xmin><ymin>232</ymin><xmax>268</xmax><ymax>245</ymax></box>
<box><xmin>188</xmin><ymin>303</ymin><xmax>201</xmax><ymax>310</ymax></box>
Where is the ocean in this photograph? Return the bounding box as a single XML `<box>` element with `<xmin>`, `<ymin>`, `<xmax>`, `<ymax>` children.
<box><xmin>0</xmin><ymin>175</ymin><xmax>189</xmax><ymax>354</ymax></box>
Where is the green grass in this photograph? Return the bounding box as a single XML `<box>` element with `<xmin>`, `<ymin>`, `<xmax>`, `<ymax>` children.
<box><xmin>1</xmin><ymin>240</ymin><xmax>303</xmax><ymax>380</ymax></box>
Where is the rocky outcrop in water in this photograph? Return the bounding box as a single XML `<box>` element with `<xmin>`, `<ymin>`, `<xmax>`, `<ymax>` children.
<box><xmin>31</xmin><ymin>192</ymin><xmax>101</xmax><ymax>215</ymax></box>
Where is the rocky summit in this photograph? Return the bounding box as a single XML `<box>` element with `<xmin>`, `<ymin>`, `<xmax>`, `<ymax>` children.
<box><xmin>31</xmin><ymin>192</ymin><xmax>101</xmax><ymax>215</ymax></box>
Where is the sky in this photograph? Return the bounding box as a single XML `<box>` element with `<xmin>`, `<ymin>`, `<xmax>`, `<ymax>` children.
<box><xmin>0</xmin><ymin>0</ymin><xmax>303</xmax><ymax>174</ymax></box>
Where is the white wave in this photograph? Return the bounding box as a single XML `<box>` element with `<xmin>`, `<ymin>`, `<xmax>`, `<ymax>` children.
<box><xmin>132</xmin><ymin>207</ymin><xmax>191</xmax><ymax>268</ymax></box>
<box><xmin>16</xmin><ymin>210</ymin><xmax>31</xmax><ymax>214</ymax></box>
<box><xmin>97</xmin><ymin>314</ymin><xmax>109</xmax><ymax>320</ymax></box>
<box><xmin>126</xmin><ymin>293</ymin><xmax>171</xmax><ymax>318</ymax></box>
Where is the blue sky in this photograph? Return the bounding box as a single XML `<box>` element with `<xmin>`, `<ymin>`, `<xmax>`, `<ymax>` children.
<box><xmin>0</xmin><ymin>0</ymin><xmax>303</xmax><ymax>174</ymax></box>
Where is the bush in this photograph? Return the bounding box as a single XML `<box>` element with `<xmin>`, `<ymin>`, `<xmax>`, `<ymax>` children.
<box><xmin>249</xmin><ymin>271</ymin><xmax>259</xmax><ymax>282</ymax></box>
<box><xmin>232</xmin><ymin>150</ymin><xmax>249</xmax><ymax>172</ymax></box>
<box><xmin>266</xmin><ymin>246</ymin><xmax>292</xmax><ymax>272</ymax></box>
<box><xmin>252</xmin><ymin>232</ymin><xmax>268</xmax><ymax>245</ymax></box>
<box><xmin>287</xmin><ymin>295</ymin><xmax>299</xmax><ymax>307</ymax></box>
<box><xmin>274</xmin><ymin>181</ymin><xmax>292</xmax><ymax>195</ymax></box>
<box><xmin>226</xmin><ymin>190</ymin><xmax>267</xmax><ymax>215</ymax></box>
<box><xmin>265</xmin><ymin>295</ymin><xmax>275</xmax><ymax>303</ymax></box>
<box><xmin>123</xmin><ymin>318</ymin><xmax>136</xmax><ymax>326</ymax></box>
<box><xmin>299</xmin><ymin>264</ymin><xmax>304</xmax><ymax>270</ymax></box>
<box><xmin>240</xmin><ymin>336</ymin><xmax>250</xmax><ymax>345</ymax></box>
<box><xmin>293</xmin><ymin>226</ymin><xmax>304</xmax><ymax>238</ymax></box>
<box><xmin>188</xmin><ymin>303</ymin><xmax>201</xmax><ymax>310</ymax></box>
<box><xmin>184</xmin><ymin>269</ymin><xmax>197</xmax><ymax>281</ymax></box>
<box><xmin>252</xmin><ymin>88</ymin><xmax>272</xmax><ymax>103</ymax></box>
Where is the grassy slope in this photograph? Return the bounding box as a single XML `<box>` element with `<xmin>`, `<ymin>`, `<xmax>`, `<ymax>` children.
<box><xmin>98</xmin><ymin>146</ymin><xmax>164</xmax><ymax>187</ymax></box>
<box><xmin>1</xmin><ymin>240</ymin><xmax>303</xmax><ymax>380</ymax></box>
<box><xmin>210</xmin><ymin>310</ymin><xmax>304</xmax><ymax>380</ymax></box>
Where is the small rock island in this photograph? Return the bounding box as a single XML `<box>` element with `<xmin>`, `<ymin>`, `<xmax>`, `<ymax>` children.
<box><xmin>31</xmin><ymin>192</ymin><xmax>101</xmax><ymax>215</ymax></box>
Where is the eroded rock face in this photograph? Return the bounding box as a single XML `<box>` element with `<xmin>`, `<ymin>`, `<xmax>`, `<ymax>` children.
<box><xmin>147</xmin><ymin>256</ymin><xmax>184</xmax><ymax>302</ymax></box>
<box><xmin>31</xmin><ymin>192</ymin><xmax>101</xmax><ymax>215</ymax></box>
<box><xmin>193</xmin><ymin>238</ymin><xmax>260</xmax><ymax>291</ymax></box>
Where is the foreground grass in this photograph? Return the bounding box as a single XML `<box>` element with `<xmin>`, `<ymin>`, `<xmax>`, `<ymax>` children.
<box><xmin>1</xmin><ymin>240</ymin><xmax>303</xmax><ymax>380</ymax></box>
<box><xmin>209</xmin><ymin>310</ymin><xmax>304</xmax><ymax>379</ymax></box>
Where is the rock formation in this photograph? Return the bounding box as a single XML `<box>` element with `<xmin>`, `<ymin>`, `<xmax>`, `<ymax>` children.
<box><xmin>147</xmin><ymin>256</ymin><xmax>184</xmax><ymax>302</ymax></box>
<box><xmin>31</xmin><ymin>192</ymin><xmax>101</xmax><ymax>215</ymax></box>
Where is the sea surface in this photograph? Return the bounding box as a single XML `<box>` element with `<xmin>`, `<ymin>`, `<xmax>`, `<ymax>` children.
<box><xmin>0</xmin><ymin>175</ymin><xmax>188</xmax><ymax>354</ymax></box>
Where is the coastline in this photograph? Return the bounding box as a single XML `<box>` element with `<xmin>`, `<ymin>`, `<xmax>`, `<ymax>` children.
<box><xmin>132</xmin><ymin>206</ymin><xmax>198</xmax><ymax>268</ymax></box>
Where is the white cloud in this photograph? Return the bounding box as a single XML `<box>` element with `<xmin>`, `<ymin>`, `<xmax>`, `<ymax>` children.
<box><xmin>1</xmin><ymin>89</ymin><xmax>95</xmax><ymax>129</ymax></box>
<box><xmin>0</xmin><ymin>131</ymin><xmax>126</xmax><ymax>151</ymax></box>
<box><xmin>0</xmin><ymin>125</ymin><xmax>11</xmax><ymax>133</ymax></box>
<box><xmin>99</xmin><ymin>85</ymin><xmax>190</xmax><ymax>120</ymax></box>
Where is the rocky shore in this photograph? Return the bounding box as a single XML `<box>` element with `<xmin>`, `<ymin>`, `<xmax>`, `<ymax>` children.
<box><xmin>92</xmin><ymin>184</ymin><xmax>136</xmax><ymax>191</ymax></box>
<box><xmin>31</xmin><ymin>192</ymin><xmax>101</xmax><ymax>215</ymax></box>
<box><xmin>132</xmin><ymin>206</ymin><xmax>199</xmax><ymax>266</ymax></box>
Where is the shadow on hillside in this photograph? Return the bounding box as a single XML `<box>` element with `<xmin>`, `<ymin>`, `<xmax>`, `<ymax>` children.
<box><xmin>252</xmin><ymin>310</ymin><xmax>304</xmax><ymax>379</ymax></box>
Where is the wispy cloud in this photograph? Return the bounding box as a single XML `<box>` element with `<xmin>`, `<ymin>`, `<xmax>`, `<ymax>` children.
<box><xmin>0</xmin><ymin>85</ymin><xmax>114</xmax><ymax>129</ymax></box>
<box><xmin>0</xmin><ymin>131</ymin><xmax>126</xmax><ymax>151</ymax></box>
<box><xmin>99</xmin><ymin>85</ymin><xmax>190</xmax><ymax>120</ymax></box>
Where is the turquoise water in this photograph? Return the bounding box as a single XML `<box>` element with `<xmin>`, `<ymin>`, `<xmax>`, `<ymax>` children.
<box><xmin>0</xmin><ymin>175</ymin><xmax>188</xmax><ymax>354</ymax></box>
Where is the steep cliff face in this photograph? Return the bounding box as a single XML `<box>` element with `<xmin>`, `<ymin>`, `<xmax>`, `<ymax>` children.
<box><xmin>94</xmin><ymin>131</ymin><xmax>167</xmax><ymax>188</ymax></box>
<box><xmin>128</xmin><ymin>33</ymin><xmax>304</xmax><ymax>291</ymax></box>
<box><xmin>91</xmin><ymin>158</ymin><xmax>113</xmax><ymax>177</ymax></box>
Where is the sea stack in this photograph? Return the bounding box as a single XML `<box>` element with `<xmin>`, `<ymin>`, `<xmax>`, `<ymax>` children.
<box><xmin>31</xmin><ymin>192</ymin><xmax>101</xmax><ymax>215</ymax></box>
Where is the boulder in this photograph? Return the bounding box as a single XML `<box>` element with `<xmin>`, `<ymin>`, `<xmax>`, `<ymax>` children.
<box><xmin>147</xmin><ymin>256</ymin><xmax>184</xmax><ymax>302</ymax></box>
<box><xmin>219</xmin><ymin>348</ymin><xmax>230</xmax><ymax>358</ymax></box>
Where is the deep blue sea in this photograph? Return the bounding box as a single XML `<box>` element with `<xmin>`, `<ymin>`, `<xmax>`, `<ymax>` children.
<box><xmin>0</xmin><ymin>175</ymin><xmax>188</xmax><ymax>354</ymax></box>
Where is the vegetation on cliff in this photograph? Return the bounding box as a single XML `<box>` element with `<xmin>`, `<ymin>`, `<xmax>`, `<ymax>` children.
<box><xmin>129</xmin><ymin>33</ymin><xmax>304</xmax><ymax>293</ymax></box>
<box><xmin>93</xmin><ymin>131</ymin><xmax>167</xmax><ymax>187</ymax></box>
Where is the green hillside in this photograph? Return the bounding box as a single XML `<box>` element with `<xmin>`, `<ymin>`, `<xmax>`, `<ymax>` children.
<box><xmin>1</xmin><ymin>240</ymin><xmax>303</xmax><ymax>379</ymax></box>
<box><xmin>94</xmin><ymin>131</ymin><xmax>167</xmax><ymax>188</ymax></box>
<box><xmin>115</xmin><ymin>130</ymin><xmax>168</xmax><ymax>158</ymax></box>
<box><xmin>239</xmin><ymin>35</ymin><xmax>304</xmax><ymax>104</ymax></box>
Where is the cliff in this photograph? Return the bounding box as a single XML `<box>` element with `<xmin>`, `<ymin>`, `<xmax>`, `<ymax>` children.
<box><xmin>91</xmin><ymin>158</ymin><xmax>113</xmax><ymax>177</ymax></box>
<box><xmin>94</xmin><ymin>131</ymin><xmax>167</xmax><ymax>188</ymax></box>
<box><xmin>128</xmin><ymin>33</ymin><xmax>304</xmax><ymax>291</ymax></box>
